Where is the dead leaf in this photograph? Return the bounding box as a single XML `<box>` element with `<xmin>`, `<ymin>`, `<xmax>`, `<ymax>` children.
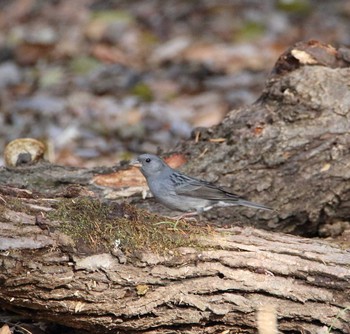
<box><xmin>91</xmin><ymin>44</ymin><xmax>128</xmax><ymax>65</ymax></box>
<box><xmin>164</xmin><ymin>153</ymin><xmax>187</xmax><ymax>168</ymax></box>
<box><xmin>93</xmin><ymin>167</ymin><xmax>146</xmax><ymax>188</ymax></box>
<box><xmin>15</xmin><ymin>43</ymin><xmax>53</xmax><ymax>66</ymax></box>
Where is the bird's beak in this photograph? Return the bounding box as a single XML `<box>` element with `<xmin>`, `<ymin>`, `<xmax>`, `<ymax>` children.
<box><xmin>130</xmin><ymin>159</ymin><xmax>142</xmax><ymax>168</ymax></box>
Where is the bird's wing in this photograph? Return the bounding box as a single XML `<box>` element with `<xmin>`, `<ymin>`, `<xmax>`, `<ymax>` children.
<box><xmin>169</xmin><ymin>172</ymin><xmax>241</xmax><ymax>201</ymax></box>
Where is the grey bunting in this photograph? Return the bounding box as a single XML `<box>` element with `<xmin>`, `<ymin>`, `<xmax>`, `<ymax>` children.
<box><xmin>131</xmin><ymin>154</ymin><xmax>273</xmax><ymax>216</ymax></box>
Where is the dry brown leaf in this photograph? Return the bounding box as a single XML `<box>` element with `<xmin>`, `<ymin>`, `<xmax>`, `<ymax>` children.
<box><xmin>91</xmin><ymin>44</ymin><xmax>128</xmax><ymax>64</ymax></box>
<box><xmin>93</xmin><ymin>167</ymin><xmax>145</xmax><ymax>188</ymax></box>
<box><xmin>164</xmin><ymin>153</ymin><xmax>187</xmax><ymax>169</ymax></box>
<box><xmin>15</xmin><ymin>43</ymin><xmax>53</xmax><ymax>66</ymax></box>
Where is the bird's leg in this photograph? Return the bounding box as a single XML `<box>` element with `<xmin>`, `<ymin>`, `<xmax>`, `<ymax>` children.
<box><xmin>172</xmin><ymin>211</ymin><xmax>198</xmax><ymax>222</ymax></box>
<box><xmin>154</xmin><ymin>212</ymin><xmax>198</xmax><ymax>230</ymax></box>
<box><xmin>173</xmin><ymin>208</ymin><xmax>208</xmax><ymax>223</ymax></box>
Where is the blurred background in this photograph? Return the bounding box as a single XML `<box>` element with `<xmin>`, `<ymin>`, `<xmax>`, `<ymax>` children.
<box><xmin>0</xmin><ymin>0</ymin><xmax>349</xmax><ymax>167</ymax></box>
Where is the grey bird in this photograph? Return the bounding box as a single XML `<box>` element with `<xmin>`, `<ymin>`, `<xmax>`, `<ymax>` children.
<box><xmin>131</xmin><ymin>153</ymin><xmax>272</xmax><ymax>216</ymax></box>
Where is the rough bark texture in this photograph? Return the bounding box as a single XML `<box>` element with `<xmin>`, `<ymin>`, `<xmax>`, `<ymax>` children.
<box><xmin>177</xmin><ymin>41</ymin><xmax>350</xmax><ymax>236</ymax></box>
<box><xmin>0</xmin><ymin>190</ymin><xmax>349</xmax><ymax>334</ymax></box>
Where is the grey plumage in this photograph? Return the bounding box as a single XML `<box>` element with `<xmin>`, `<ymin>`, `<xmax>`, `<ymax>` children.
<box><xmin>131</xmin><ymin>153</ymin><xmax>272</xmax><ymax>214</ymax></box>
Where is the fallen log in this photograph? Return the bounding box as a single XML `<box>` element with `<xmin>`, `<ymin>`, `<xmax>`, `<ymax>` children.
<box><xmin>0</xmin><ymin>186</ymin><xmax>349</xmax><ymax>333</ymax></box>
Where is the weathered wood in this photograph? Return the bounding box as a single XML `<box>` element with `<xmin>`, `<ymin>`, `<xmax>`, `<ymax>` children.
<box><xmin>0</xmin><ymin>189</ymin><xmax>349</xmax><ymax>334</ymax></box>
<box><xmin>177</xmin><ymin>41</ymin><xmax>350</xmax><ymax>236</ymax></box>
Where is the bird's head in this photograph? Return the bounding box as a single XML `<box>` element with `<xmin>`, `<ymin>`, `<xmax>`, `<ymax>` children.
<box><xmin>130</xmin><ymin>154</ymin><xmax>167</xmax><ymax>177</ymax></box>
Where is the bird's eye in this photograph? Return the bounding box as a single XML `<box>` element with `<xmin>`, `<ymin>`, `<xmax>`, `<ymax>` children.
<box><xmin>145</xmin><ymin>158</ymin><xmax>151</xmax><ymax>163</ymax></box>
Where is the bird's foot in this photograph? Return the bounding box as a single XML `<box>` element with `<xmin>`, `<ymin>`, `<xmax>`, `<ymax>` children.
<box><xmin>172</xmin><ymin>212</ymin><xmax>198</xmax><ymax>222</ymax></box>
<box><xmin>154</xmin><ymin>212</ymin><xmax>198</xmax><ymax>230</ymax></box>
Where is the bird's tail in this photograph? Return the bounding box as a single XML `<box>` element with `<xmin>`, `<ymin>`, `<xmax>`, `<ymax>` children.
<box><xmin>236</xmin><ymin>199</ymin><xmax>273</xmax><ymax>211</ymax></box>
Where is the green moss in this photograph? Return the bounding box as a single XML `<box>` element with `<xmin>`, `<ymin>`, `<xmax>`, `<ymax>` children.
<box><xmin>131</xmin><ymin>83</ymin><xmax>154</xmax><ymax>102</ymax></box>
<box><xmin>276</xmin><ymin>0</ymin><xmax>311</xmax><ymax>13</ymax></box>
<box><xmin>0</xmin><ymin>201</ymin><xmax>6</xmax><ymax>216</ymax></box>
<box><xmin>0</xmin><ymin>197</ymin><xmax>52</xmax><ymax>223</ymax></box>
<box><xmin>140</xmin><ymin>31</ymin><xmax>159</xmax><ymax>47</ymax></box>
<box><xmin>4</xmin><ymin>198</ymin><xmax>22</xmax><ymax>211</ymax></box>
<box><xmin>5</xmin><ymin>197</ymin><xmax>34</xmax><ymax>215</ymax></box>
<box><xmin>69</xmin><ymin>56</ymin><xmax>101</xmax><ymax>75</ymax></box>
<box><xmin>235</xmin><ymin>21</ymin><xmax>266</xmax><ymax>41</ymax></box>
<box><xmin>39</xmin><ymin>67</ymin><xmax>64</xmax><ymax>88</ymax></box>
<box><xmin>91</xmin><ymin>10</ymin><xmax>133</xmax><ymax>24</ymax></box>
<box><xmin>48</xmin><ymin>197</ymin><xmax>203</xmax><ymax>255</ymax></box>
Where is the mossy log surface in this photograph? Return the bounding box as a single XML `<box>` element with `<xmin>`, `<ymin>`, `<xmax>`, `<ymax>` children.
<box><xmin>0</xmin><ymin>185</ymin><xmax>349</xmax><ymax>334</ymax></box>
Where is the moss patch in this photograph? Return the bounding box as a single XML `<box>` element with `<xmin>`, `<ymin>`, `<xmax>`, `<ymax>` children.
<box><xmin>4</xmin><ymin>196</ymin><xmax>55</xmax><ymax>217</ymax></box>
<box><xmin>48</xmin><ymin>197</ymin><xmax>205</xmax><ymax>255</ymax></box>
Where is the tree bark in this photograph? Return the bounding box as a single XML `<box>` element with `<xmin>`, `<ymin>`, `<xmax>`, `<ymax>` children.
<box><xmin>0</xmin><ymin>184</ymin><xmax>349</xmax><ymax>334</ymax></box>
<box><xmin>177</xmin><ymin>41</ymin><xmax>350</xmax><ymax>236</ymax></box>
